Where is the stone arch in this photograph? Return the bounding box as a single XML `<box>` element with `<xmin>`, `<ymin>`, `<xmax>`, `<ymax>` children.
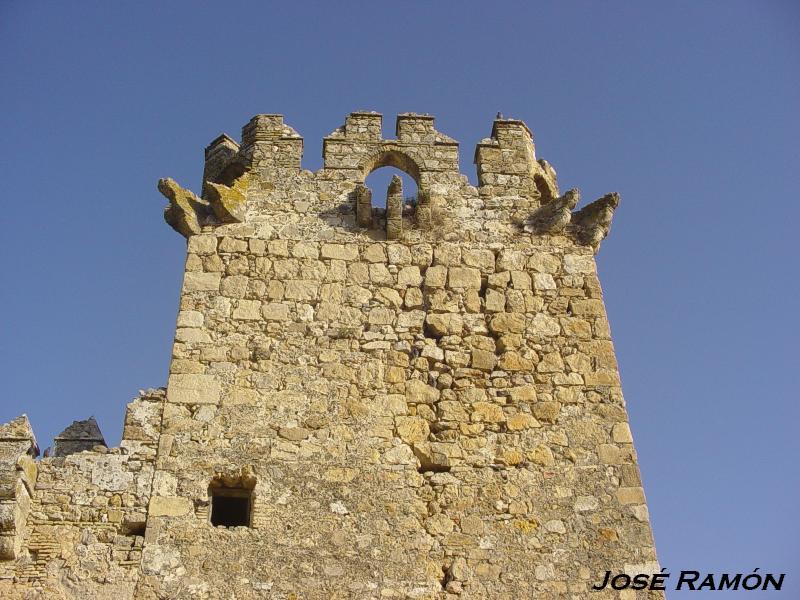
<box><xmin>359</xmin><ymin>148</ymin><xmax>422</xmax><ymax>188</ymax></box>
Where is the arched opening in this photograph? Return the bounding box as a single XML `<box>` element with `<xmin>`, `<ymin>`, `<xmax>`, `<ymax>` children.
<box><xmin>364</xmin><ymin>166</ymin><xmax>418</xmax><ymax>209</ymax></box>
<box><xmin>360</xmin><ymin>149</ymin><xmax>422</xmax><ymax>209</ymax></box>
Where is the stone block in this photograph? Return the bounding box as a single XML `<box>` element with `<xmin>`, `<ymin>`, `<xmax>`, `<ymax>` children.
<box><xmin>397</xmin><ymin>266</ymin><xmax>422</xmax><ymax>286</ymax></box>
<box><xmin>616</xmin><ymin>487</ymin><xmax>646</xmax><ymax>505</ymax></box>
<box><xmin>612</xmin><ymin>423</ymin><xmax>634</xmax><ymax>443</ymax></box>
<box><xmin>406</xmin><ymin>379</ymin><xmax>439</xmax><ymax>404</ymax></box>
<box><xmin>321</xmin><ymin>244</ymin><xmax>358</xmax><ymax>261</ymax></box>
<box><xmin>284</xmin><ymin>280</ymin><xmax>319</xmax><ymax>301</ymax></box>
<box><xmin>462</xmin><ymin>248</ymin><xmax>495</xmax><ymax>271</ymax></box>
<box><xmin>533</xmin><ymin>402</ymin><xmax>561</xmax><ymax>423</ymax></box>
<box><xmin>188</xmin><ymin>235</ymin><xmax>218</xmax><ymax>255</ymax></box>
<box><xmin>232</xmin><ymin>300</ymin><xmax>261</xmax><ymax>320</ymax></box>
<box><xmin>498</xmin><ymin>351</ymin><xmax>533</xmax><ymax>371</ymax></box>
<box><xmin>395</xmin><ymin>417</ymin><xmax>430</xmax><ymax>444</ymax></box>
<box><xmin>447</xmin><ymin>267</ymin><xmax>481</xmax><ymax>289</ymax></box>
<box><xmin>149</xmin><ymin>496</ymin><xmax>193</xmax><ymax>517</ymax></box>
<box><xmin>424</xmin><ymin>265</ymin><xmax>447</xmax><ymax>288</ymax></box>
<box><xmin>471</xmin><ymin>349</ymin><xmax>497</xmax><ymax>371</ymax></box>
<box><xmin>471</xmin><ymin>402</ymin><xmax>505</xmax><ymax>423</ymax></box>
<box><xmin>425</xmin><ymin>313</ymin><xmax>463</xmax><ymax>336</ymax></box>
<box><xmin>570</xmin><ymin>299</ymin><xmax>605</xmax><ymax>316</ymax></box>
<box><xmin>183</xmin><ymin>271</ymin><xmax>221</xmax><ymax>292</ymax></box>
<box><xmin>488</xmin><ymin>312</ymin><xmax>525</xmax><ymax>334</ymax></box>
<box><xmin>563</xmin><ymin>254</ymin><xmax>595</xmax><ymax>274</ymax></box>
<box><xmin>262</xmin><ymin>303</ymin><xmax>290</xmax><ymax>321</ymax></box>
<box><xmin>167</xmin><ymin>374</ymin><xmax>220</xmax><ymax>404</ymax></box>
<box><xmin>506</xmin><ymin>413</ymin><xmax>540</xmax><ymax>431</ymax></box>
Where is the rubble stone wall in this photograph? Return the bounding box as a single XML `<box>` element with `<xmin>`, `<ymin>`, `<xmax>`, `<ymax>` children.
<box><xmin>0</xmin><ymin>392</ymin><xmax>163</xmax><ymax>599</ymax></box>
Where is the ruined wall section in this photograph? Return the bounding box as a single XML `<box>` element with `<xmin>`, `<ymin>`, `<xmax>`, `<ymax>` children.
<box><xmin>0</xmin><ymin>417</ymin><xmax>38</xmax><ymax>565</ymax></box>
<box><xmin>0</xmin><ymin>390</ymin><xmax>164</xmax><ymax>599</ymax></box>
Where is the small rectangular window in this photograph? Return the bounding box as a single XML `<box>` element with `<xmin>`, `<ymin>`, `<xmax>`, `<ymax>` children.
<box><xmin>209</xmin><ymin>482</ymin><xmax>253</xmax><ymax>528</ymax></box>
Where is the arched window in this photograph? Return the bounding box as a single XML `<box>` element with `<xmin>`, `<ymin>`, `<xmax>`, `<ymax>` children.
<box><xmin>364</xmin><ymin>166</ymin><xmax>418</xmax><ymax>208</ymax></box>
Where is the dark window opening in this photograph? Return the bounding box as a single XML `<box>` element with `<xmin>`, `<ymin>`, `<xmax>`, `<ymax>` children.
<box><xmin>210</xmin><ymin>494</ymin><xmax>251</xmax><ymax>527</ymax></box>
<box><xmin>122</xmin><ymin>521</ymin><xmax>146</xmax><ymax>537</ymax></box>
<box><xmin>208</xmin><ymin>476</ymin><xmax>255</xmax><ymax>528</ymax></box>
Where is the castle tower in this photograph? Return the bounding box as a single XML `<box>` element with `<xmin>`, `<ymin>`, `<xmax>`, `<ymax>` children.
<box><xmin>1</xmin><ymin>112</ymin><xmax>661</xmax><ymax>599</ymax></box>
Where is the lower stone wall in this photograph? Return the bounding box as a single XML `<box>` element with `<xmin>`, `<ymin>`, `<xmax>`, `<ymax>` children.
<box><xmin>0</xmin><ymin>391</ymin><xmax>163</xmax><ymax>599</ymax></box>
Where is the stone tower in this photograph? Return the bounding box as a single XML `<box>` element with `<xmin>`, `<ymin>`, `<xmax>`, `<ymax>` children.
<box><xmin>0</xmin><ymin>112</ymin><xmax>661</xmax><ymax>599</ymax></box>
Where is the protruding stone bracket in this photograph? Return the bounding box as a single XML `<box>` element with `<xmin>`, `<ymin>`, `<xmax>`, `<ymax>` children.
<box><xmin>158</xmin><ymin>178</ymin><xmax>210</xmax><ymax>238</ymax></box>
<box><xmin>523</xmin><ymin>188</ymin><xmax>620</xmax><ymax>251</ymax></box>
<box><xmin>524</xmin><ymin>188</ymin><xmax>580</xmax><ymax>234</ymax></box>
<box><xmin>0</xmin><ymin>415</ymin><xmax>38</xmax><ymax>561</ymax></box>
<box><xmin>571</xmin><ymin>192</ymin><xmax>621</xmax><ymax>251</ymax></box>
<box><xmin>205</xmin><ymin>173</ymin><xmax>249</xmax><ymax>224</ymax></box>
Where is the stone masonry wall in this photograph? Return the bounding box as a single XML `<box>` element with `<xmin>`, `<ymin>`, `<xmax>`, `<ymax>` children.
<box><xmin>2</xmin><ymin>112</ymin><xmax>661</xmax><ymax>600</ymax></box>
<box><xmin>0</xmin><ymin>391</ymin><xmax>163</xmax><ymax>599</ymax></box>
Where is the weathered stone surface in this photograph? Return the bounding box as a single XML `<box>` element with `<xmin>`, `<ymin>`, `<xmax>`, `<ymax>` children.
<box><xmin>488</xmin><ymin>312</ymin><xmax>525</xmax><ymax>334</ymax></box>
<box><xmin>158</xmin><ymin>178</ymin><xmax>209</xmax><ymax>238</ymax></box>
<box><xmin>149</xmin><ymin>496</ymin><xmax>192</xmax><ymax>517</ymax></box>
<box><xmin>447</xmin><ymin>267</ymin><xmax>481</xmax><ymax>289</ymax></box>
<box><xmin>425</xmin><ymin>313</ymin><xmax>463</xmax><ymax>337</ymax></box>
<box><xmin>205</xmin><ymin>175</ymin><xmax>248</xmax><ymax>223</ymax></box>
<box><xmin>166</xmin><ymin>374</ymin><xmax>220</xmax><ymax>404</ymax></box>
<box><xmin>2</xmin><ymin>112</ymin><xmax>659</xmax><ymax>600</ymax></box>
<box><xmin>183</xmin><ymin>271</ymin><xmax>221</xmax><ymax>292</ymax></box>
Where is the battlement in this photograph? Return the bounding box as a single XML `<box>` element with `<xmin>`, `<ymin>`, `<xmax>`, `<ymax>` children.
<box><xmin>321</xmin><ymin>111</ymin><xmax>460</xmax><ymax>186</ymax></box>
<box><xmin>158</xmin><ymin>111</ymin><xmax>620</xmax><ymax>253</ymax></box>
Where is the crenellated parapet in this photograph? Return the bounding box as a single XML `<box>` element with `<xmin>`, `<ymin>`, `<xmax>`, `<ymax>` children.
<box><xmin>240</xmin><ymin>114</ymin><xmax>303</xmax><ymax>177</ymax></box>
<box><xmin>0</xmin><ymin>416</ymin><xmax>38</xmax><ymax>561</ymax></box>
<box><xmin>474</xmin><ymin>116</ymin><xmax>559</xmax><ymax>204</ymax></box>
<box><xmin>156</xmin><ymin>111</ymin><xmax>619</xmax><ymax>253</ymax></box>
<box><xmin>322</xmin><ymin>112</ymin><xmax>460</xmax><ymax>191</ymax></box>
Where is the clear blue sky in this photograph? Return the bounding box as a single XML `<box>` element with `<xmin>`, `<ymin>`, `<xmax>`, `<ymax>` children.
<box><xmin>1</xmin><ymin>2</ymin><xmax>797</xmax><ymax>595</ymax></box>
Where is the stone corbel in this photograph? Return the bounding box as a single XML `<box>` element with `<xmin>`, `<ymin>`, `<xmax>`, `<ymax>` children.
<box><xmin>205</xmin><ymin>173</ymin><xmax>249</xmax><ymax>224</ymax></box>
<box><xmin>571</xmin><ymin>192</ymin><xmax>620</xmax><ymax>251</ymax></box>
<box><xmin>524</xmin><ymin>188</ymin><xmax>580</xmax><ymax>234</ymax></box>
<box><xmin>157</xmin><ymin>178</ymin><xmax>210</xmax><ymax>238</ymax></box>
